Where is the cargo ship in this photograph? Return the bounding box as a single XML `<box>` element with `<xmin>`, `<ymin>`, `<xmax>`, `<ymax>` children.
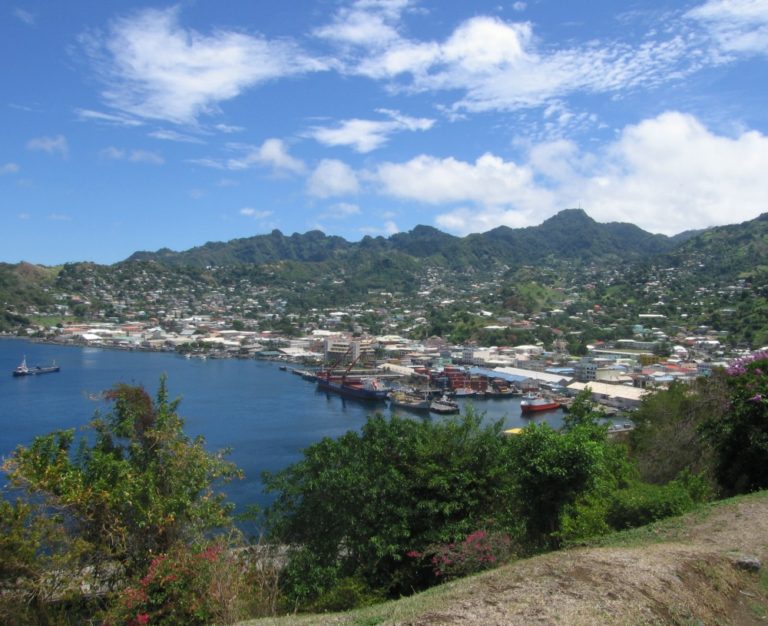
<box><xmin>12</xmin><ymin>356</ymin><xmax>60</xmax><ymax>377</ymax></box>
<box><xmin>317</xmin><ymin>374</ymin><xmax>388</xmax><ymax>401</ymax></box>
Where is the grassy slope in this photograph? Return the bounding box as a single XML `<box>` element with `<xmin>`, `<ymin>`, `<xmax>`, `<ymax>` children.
<box><xmin>242</xmin><ymin>491</ymin><xmax>768</xmax><ymax>626</ymax></box>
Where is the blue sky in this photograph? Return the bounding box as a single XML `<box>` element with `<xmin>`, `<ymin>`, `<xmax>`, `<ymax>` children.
<box><xmin>3</xmin><ymin>0</ymin><xmax>768</xmax><ymax>265</ymax></box>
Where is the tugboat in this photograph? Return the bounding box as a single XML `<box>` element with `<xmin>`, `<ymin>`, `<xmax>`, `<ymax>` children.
<box><xmin>389</xmin><ymin>390</ymin><xmax>431</xmax><ymax>412</ymax></box>
<box><xmin>12</xmin><ymin>356</ymin><xmax>60</xmax><ymax>377</ymax></box>
<box><xmin>520</xmin><ymin>392</ymin><xmax>560</xmax><ymax>414</ymax></box>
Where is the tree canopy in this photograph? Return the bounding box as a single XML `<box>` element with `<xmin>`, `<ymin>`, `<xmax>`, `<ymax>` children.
<box><xmin>3</xmin><ymin>377</ymin><xmax>241</xmax><ymax>578</ymax></box>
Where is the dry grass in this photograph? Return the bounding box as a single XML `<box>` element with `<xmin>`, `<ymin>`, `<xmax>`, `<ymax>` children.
<box><xmin>239</xmin><ymin>491</ymin><xmax>768</xmax><ymax>626</ymax></box>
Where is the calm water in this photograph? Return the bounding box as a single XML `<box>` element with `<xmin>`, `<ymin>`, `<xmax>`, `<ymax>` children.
<box><xmin>0</xmin><ymin>338</ymin><xmax>563</xmax><ymax>513</ymax></box>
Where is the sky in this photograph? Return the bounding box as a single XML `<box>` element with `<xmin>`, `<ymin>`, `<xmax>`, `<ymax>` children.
<box><xmin>3</xmin><ymin>0</ymin><xmax>768</xmax><ymax>265</ymax></box>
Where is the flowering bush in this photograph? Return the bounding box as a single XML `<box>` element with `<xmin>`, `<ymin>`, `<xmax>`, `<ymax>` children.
<box><xmin>702</xmin><ymin>353</ymin><xmax>768</xmax><ymax>494</ymax></box>
<box><xmin>410</xmin><ymin>530</ymin><xmax>514</xmax><ymax>582</ymax></box>
<box><xmin>104</xmin><ymin>541</ymin><xmax>244</xmax><ymax>626</ymax></box>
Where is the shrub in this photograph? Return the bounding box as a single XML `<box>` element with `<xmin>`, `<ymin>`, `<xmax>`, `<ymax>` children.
<box><xmin>104</xmin><ymin>538</ymin><xmax>280</xmax><ymax>626</ymax></box>
<box><xmin>606</xmin><ymin>481</ymin><xmax>694</xmax><ymax>530</ymax></box>
<box><xmin>424</xmin><ymin>529</ymin><xmax>514</xmax><ymax>581</ymax></box>
<box><xmin>310</xmin><ymin>576</ymin><xmax>383</xmax><ymax>613</ymax></box>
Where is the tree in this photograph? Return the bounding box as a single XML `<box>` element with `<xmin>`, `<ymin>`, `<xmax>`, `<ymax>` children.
<box><xmin>507</xmin><ymin>422</ymin><xmax>607</xmax><ymax>548</ymax></box>
<box><xmin>262</xmin><ymin>411</ymin><xmax>516</xmax><ymax>603</ymax></box>
<box><xmin>629</xmin><ymin>378</ymin><xmax>720</xmax><ymax>486</ymax></box>
<box><xmin>3</xmin><ymin>377</ymin><xmax>241</xmax><ymax>577</ymax></box>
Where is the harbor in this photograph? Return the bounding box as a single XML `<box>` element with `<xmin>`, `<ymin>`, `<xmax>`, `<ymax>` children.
<box><xmin>0</xmin><ymin>338</ymin><xmax>568</xmax><ymax>516</ymax></box>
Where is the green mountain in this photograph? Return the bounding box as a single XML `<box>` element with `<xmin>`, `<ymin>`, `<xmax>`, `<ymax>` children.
<box><xmin>125</xmin><ymin>209</ymin><xmax>676</xmax><ymax>270</ymax></box>
<box><xmin>0</xmin><ymin>262</ymin><xmax>58</xmax><ymax>330</ymax></box>
<box><xmin>8</xmin><ymin>208</ymin><xmax>768</xmax><ymax>345</ymax></box>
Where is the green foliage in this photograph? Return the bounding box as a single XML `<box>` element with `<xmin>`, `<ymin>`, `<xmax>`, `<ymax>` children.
<box><xmin>508</xmin><ymin>422</ymin><xmax>610</xmax><ymax>548</ymax></box>
<box><xmin>278</xmin><ymin>546</ymin><xmax>342</xmax><ymax>611</ymax></box>
<box><xmin>0</xmin><ymin>500</ymin><xmax>98</xmax><ymax>626</ymax></box>
<box><xmin>702</xmin><ymin>354</ymin><xmax>768</xmax><ymax>494</ymax></box>
<box><xmin>3</xmin><ymin>377</ymin><xmax>241</xmax><ymax>577</ymax></box>
<box><xmin>561</xmin><ymin>388</ymin><xmax>603</xmax><ymax>431</ymax></box>
<box><xmin>606</xmin><ymin>480</ymin><xmax>695</xmax><ymax>530</ymax></box>
<box><xmin>310</xmin><ymin>576</ymin><xmax>384</xmax><ymax>614</ymax></box>
<box><xmin>263</xmin><ymin>410</ymin><xmax>516</xmax><ymax>604</ymax></box>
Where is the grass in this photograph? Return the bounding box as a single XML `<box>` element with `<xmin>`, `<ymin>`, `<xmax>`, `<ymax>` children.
<box><xmin>27</xmin><ymin>315</ymin><xmax>78</xmax><ymax>328</ymax></box>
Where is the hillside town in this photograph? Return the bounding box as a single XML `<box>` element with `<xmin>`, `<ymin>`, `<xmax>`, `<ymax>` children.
<box><xmin>8</xmin><ymin>268</ymin><xmax>739</xmax><ymax>417</ymax></box>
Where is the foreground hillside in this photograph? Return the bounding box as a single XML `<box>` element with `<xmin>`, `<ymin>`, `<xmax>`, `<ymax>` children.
<box><xmin>243</xmin><ymin>491</ymin><xmax>768</xmax><ymax>626</ymax></box>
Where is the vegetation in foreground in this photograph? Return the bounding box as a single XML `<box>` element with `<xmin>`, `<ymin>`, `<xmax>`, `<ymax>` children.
<box><xmin>3</xmin><ymin>353</ymin><xmax>768</xmax><ymax>624</ymax></box>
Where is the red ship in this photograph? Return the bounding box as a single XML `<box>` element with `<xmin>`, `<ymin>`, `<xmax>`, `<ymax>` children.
<box><xmin>520</xmin><ymin>392</ymin><xmax>560</xmax><ymax>414</ymax></box>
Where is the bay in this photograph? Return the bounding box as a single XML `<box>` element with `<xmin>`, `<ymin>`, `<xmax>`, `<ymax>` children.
<box><xmin>0</xmin><ymin>338</ymin><xmax>563</xmax><ymax>514</ymax></box>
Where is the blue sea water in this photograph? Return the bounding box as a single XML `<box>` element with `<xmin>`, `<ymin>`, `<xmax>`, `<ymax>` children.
<box><xmin>0</xmin><ymin>338</ymin><xmax>563</xmax><ymax>514</ymax></box>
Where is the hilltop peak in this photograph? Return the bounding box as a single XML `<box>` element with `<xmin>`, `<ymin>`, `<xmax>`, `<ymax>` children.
<box><xmin>541</xmin><ymin>208</ymin><xmax>594</xmax><ymax>226</ymax></box>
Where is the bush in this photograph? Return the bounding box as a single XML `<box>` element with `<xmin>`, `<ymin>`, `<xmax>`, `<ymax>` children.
<box><xmin>606</xmin><ymin>481</ymin><xmax>694</xmax><ymax>530</ymax></box>
<box><xmin>104</xmin><ymin>538</ymin><xmax>279</xmax><ymax>626</ymax></box>
<box><xmin>310</xmin><ymin>576</ymin><xmax>383</xmax><ymax>613</ymax></box>
<box><xmin>425</xmin><ymin>529</ymin><xmax>515</xmax><ymax>581</ymax></box>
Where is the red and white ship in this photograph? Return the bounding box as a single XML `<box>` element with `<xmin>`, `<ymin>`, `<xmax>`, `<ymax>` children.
<box><xmin>520</xmin><ymin>392</ymin><xmax>560</xmax><ymax>414</ymax></box>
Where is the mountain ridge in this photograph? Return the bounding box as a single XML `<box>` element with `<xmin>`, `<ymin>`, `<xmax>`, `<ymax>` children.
<box><xmin>124</xmin><ymin>208</ymin><xmax>677</xmax><ymax>269</ymax></box>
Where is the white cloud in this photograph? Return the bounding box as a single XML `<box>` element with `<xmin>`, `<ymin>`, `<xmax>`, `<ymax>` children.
<box><xmin>1</xmin><ymin>162</ymin><xmax>20</xmax><ymax>174</ymax></box>
<box><xmin>308</xmin><ymin>109</ymin><xmax>434</xmax><ymax>152</ymax></box>
<box><xmin>83</xmin><ymin>6</ymin><xmax>327</xmax><ymax>124</ymax></box>
<box><xmin>253</xmin><ymin>138</ymin><xmax>306</xmax><ymax>174</ymax></box>
<box><xmin>322</xmin><ymin>7</ymin><xmax>697</xmax><ymax>115</ymax></box>
<box><xmin>314</xmin><ymin>0</ymin><xmax>410</xmax><ymax>47</ymax></box>
<box><xmin>75</xmin><ymin>108</ymin><xmax>143</xmax><ymax>127</ymax></box>
<box><xmin>129</xmin><ymin>150</ymin><xmax>164</xmax><ymax>165</ymax></box>
<box><xmin>373</xmin><ymin>112</ymin><xmax>768</xmax><ymax>236</ymax></box>
<box><xmin>100</xmin><ymin>146</ymin><xmax>164</xmax><ymax>164</ymax></box>
<box><xmin>579</xmin><ymin>111</ymin><xmax>768</xmax><ymax>234</ymax></box>
<box><xmin>376</xmin><ymin>152</ymin><xmax>553</xmax><ymax>208</ymax></box>
<box><xmin>27</xmin><ymin>135</ymin><xmax>69</xmax><ymax>157</ymax></box>
<box><xmin>320</xmin><ymin>202</ymin><xmax>361</xmax><ymax>219</ymax></box>
<box><xmin>48</xmin><ymin>213</ymin><xmax>72</xmax><ymax>221</ymax></box>
<box><xmin>240</xmin><ymin>207</ymin><xmax>273</xmax><ymax>219</ymax></box>
<box><xmin>213</xmin><ymin>123</ymin><xmax>244</xmax><ymax>134</ymax></box>
<box><xmin>307</xmin><ymin>159</ymin><xmax>359</xmax><ymax>198</ymax></box>
<box><xmin>383</xmin><ymin>219</ymin><xmax>399</xmax><ymax>234</ymax></box>
<box><xmin>148</xmin><ymin>129</ymin><xmax>204</xmax><ymax>143</ymax></box>
<box><xmin>435</xmin><ymin>206</ymin><xmax>535</xmax><ymax>233</ymax></box>
<box><xmin>359</xmin><ymin>219</ymin><xmax>401</xmax><ymax>236</ymax></box>
<box><xmin>191</xmin><ymin>139</ymin><xmax>305</xmax><ymax>174</ymax></box>
<box><xmin>687</xmin><ymin>0</ymin><xmax>768</xmax><ymax>56</ymax></box>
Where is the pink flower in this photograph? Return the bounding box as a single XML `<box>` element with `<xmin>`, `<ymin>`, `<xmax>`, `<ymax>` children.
<box><xmin>136</xmin><ymin>614</ymin><xmax>149</xmax><ymax>625</ymax></box>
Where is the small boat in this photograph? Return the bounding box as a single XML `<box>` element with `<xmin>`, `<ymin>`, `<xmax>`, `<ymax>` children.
<box><xmin>430</xmin><ymin>395</ymin><xmax>460</xmax><ymax>414</ymax></box>
<box><xmin>520</xmin><ymin>392</ymin><xmax>560</xmax><ymax>414</ymax></box>
<box><xmin>12</xmin><ymin>356</ymin><xmax>60</xmax><ymax>377</ymax></box>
